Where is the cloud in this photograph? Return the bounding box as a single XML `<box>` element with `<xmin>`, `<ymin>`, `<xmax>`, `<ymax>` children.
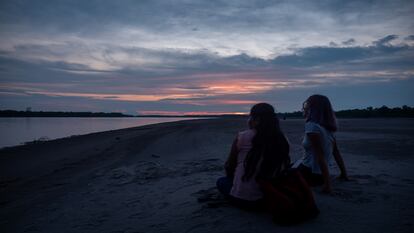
<box><xmin>329</xmin><ymin>42</ymin><xmax>339</xmax><ymax>47</ymax></box>
<box><xmin>1</xmin><ymin>0</ymin><xmax>414</xmax><ymax>59</ymax></box>
<box><xmin>1</xmin><ymin>0</ymin><xmax>414</xmax><ymax>113</ymax></box>
<box><xmin>271</xmin><ymin>42</ymin><xmax>413</xmax><ymax>68</ymax></box>
<box><xmin>2</xmin><ymin>36</ymin><xmax>413</xmax><ymax>92</ymax></box>
<box><xmin>342</xmin><ymin>38</ymin><xmax>356</xmax><ymax>46</ymax></box>
<box><xmin>373</xmin><ymin>35</ymin><xmax>399</xmax><ymax>46</ymax></box>
<box><xmin>136</xmin><ymin>110</ymin><xmax>246</xmax><ymax>116</ymax></box>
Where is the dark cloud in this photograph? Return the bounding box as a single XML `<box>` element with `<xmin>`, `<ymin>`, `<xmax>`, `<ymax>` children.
<box><xmin>373</xmin><ymin>35</ymin><xmax>399</xmax><ymax>46</ymax></box>
<box><xmin>0</xmin><ymin>0</ymin><xmax>276</xmax><ymax>33</ymax></box>
<box><xmin>342</xmin><ymin>38</ymin><xmax>356</xmax><ymax>45</ymax></box>
<box><xmin>2</xmin><ymin>35</ymin><xmax>413</xmax><ymax>82</ymax></box>
<box><xmin>48</xmin><ymin>62</ymin><xmax>113</xmax><ymax>74</ymax></box>
<box><xmin>329</xmin><ymin>42</ymin><xmax>338</xmax><ymax>47</ymax></box>
<box><xmin>0</xmin><ymin>56</ymin><xmax>111</xmax><ymax>84</ymax></box>
<box><xmin>271</xmin><ymin>42</ymin><xmax>412</xmax><ymax>68</ymax></box>
<box><xmin>1</xmin><ymin>0</ymin><xmax>413</xmax><ymax>36</ymax></box>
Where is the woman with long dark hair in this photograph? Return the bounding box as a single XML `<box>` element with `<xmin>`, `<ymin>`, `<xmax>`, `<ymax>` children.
<box><xmin>297</xmin><ymin>94</ymin><xmax>349</xmax><ymax>193</ymax></box>
<box><xmin>216</xmin><ymin>103</ymin><xmax>290</xmax><ymax>209</ymax></box>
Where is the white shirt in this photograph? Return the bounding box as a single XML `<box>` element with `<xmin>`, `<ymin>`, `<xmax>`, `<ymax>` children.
<box><xmin>302</xmin><ymin>122</ymin><xmax>335</xmax><ymax>174</ymax></box>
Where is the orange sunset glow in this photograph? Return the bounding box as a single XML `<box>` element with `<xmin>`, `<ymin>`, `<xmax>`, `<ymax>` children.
<box><xmin>137</xmin><ymin>110</ymin><xmax>247</xmax><ymax>116</ymax></box>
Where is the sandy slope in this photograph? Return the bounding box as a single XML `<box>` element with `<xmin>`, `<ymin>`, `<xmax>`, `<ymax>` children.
<box><xmin>0</xmin><ymin>118</ymin><xmax>413</xmax><ymax>233</ymax></box>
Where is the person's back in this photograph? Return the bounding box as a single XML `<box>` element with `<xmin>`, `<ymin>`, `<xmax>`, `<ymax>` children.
<box><xmin>217</xmin><ymin>103</ymin><xmax>290</xmax><ymax>209</ymax></box>
<box><xmin>298</xmin><ymin>94</ymin><xmax>349</xmax><ymax>193</ymax></box>
<box><xmin>230</xmin><ymin>129</ymin><xmax>263</xmax><ymax>201</ymax></box>
<box><xmin>302</xmin><ymin>121</ymin><xmax>335</xmax><ymax>174</ymax></box>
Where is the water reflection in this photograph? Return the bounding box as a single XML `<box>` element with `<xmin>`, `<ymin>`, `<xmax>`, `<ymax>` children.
<box><xmin>0</xmin><ymin>117</ymin><xmax>197</xmax><ymax>148</ymax></box>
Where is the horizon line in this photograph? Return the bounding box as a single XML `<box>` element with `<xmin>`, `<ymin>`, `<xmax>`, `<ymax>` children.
<box><xmin>1</xmin><ymin>105</ymin><xmax>413</xmax><ymax>117</ymax></box>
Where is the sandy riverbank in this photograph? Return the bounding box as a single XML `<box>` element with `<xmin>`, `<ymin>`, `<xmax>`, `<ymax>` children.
<box><xmin>1</xmin><ymin>117</ymin><xmax>413</xmax><ymax>233</ymax></box>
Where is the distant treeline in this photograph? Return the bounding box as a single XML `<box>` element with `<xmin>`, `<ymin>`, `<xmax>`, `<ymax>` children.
<box><xmin>336</xmin><ymin>105</ymin><xmax>414</xmax><ymax>118</ymax></box>
<box><xmin>0</xmin><ymin>110</ymin><xmax>132</xmax><ymax>117</ymax></box>
<box><xmin>0</xmin><ymin>110</ymin><xmax>234</xmax><ymax>118</ymax></box>
<box><xmin>279</xmin><ymin>105</ymin><xmax>414</xmax><ymax>118</ymax></box>
<box><xmin>1</xmin><ymin>105</ymin><xmax>413</xmax><ymax>118</ymax></box>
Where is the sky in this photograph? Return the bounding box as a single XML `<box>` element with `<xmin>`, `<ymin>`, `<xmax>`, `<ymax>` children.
<box><xmin>0</xmin><ymin>0</ymin><xmax>413</xmax><ymax>115</ymax></box>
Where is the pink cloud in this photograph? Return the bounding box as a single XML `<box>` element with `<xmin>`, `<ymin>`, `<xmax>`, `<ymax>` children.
<box><xmin>137</xmin><ymin>110</ymin><xmax>247</xmax><ymax>116</ymax></box>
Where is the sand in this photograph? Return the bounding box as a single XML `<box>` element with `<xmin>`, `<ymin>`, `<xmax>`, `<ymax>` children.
<box><xmin>1</xmin><ymin>117</ymin><xmax>413</xmax><ymax>233</ymax></box>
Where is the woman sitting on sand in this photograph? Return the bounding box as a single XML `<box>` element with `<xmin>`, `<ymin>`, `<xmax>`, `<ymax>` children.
<box><xmin>216</xmin><ymin>103</ymin><xmax>290</xmax><ymax>209</ymax></box>
<box><xmin>297</xmin><ymin>94</ymin><xmax>349</xmax><ymax>193</ymax></box>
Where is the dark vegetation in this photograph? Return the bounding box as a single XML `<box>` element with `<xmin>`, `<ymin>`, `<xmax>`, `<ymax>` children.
<box><xmin>0</xmin><ymin>110</ymin><xmax>132</xmax><ymax>117</ymax></box>
<box><xmin>279</xmin><ymin>105</ymin><xmax>414</xmax><ymax>118</ymax></box>
<box><xmin>1</xmin><ymin>105</ymin><xmax>413</xmax><ymax>118</ymax></box>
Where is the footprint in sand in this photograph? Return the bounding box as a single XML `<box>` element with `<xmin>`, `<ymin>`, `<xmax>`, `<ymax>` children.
<box><xmin>158</xmin><ymin>202</ymin><xmax>170</xmax><ymax>209</ymax></box>
<box><xmin>350</xmin><ymin>174</ymin><xmax>388</xmax><ymax>186</ymax></box>
<box><xmin>109</xmin><ymin>166</ymin><xmax>136</xmax><ymax>186</ymax></box>
<box><xmin>108</xmin><ymin>159</ymin><xmax>222</xmax><ymax>186</ymax></box>
<box><xmin>127</xmin><ymin>212</ymin><xmax>145</xmax><ymax>219</ymax></box>
<box><xmin>192</xmin><ymin>187</ymin><xmax>229</xmax><ymax>208</ymax></box>
<box><xmin>109</xmin><ymin>161</ymin><xmax>168</xmax><ymax>185</ymax></box>
<box><xmin>124</xmin><ymin>198</ymin><xmax>141</xmax><ymax>208</ymax></box>
<box><xmin>332</xmin><ymin>174</ymin><xmax>392</xmax><ymax>204</ymax></box>
<box><xmin>331</xmin><ymin>188</ymin><xmax>375</xmax><ymax>204</ymax></box>
<box><xmin>180</xmin><ymin>159</ymin><xmax>222</xmax><ymax>176</ymax></box>
<box><xmin>401</xmin><ymin>178</ymin><xmax>414</xmax><ymax>185</ymax></box>
<box><xmin>24</xmin><ymin>225</ymin><xmax>40</xmax><ymax>232</ymax></box>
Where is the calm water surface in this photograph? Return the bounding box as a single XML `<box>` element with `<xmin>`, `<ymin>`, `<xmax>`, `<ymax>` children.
<box><xmin>0</xmin><ymin>117</ymin><xmax>197</xmax><ymax>148</ymax></box>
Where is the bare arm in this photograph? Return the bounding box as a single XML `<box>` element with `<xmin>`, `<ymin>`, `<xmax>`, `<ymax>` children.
<box><xmin>308</xmin><ymin>133</ymin><xmax>332</xmax><ymax>193</ymax></box>
<box><xmin>224</xmin><ymin>137</ymin><xmax>238</xmax><ymax>178</ymax></box>
<box><xmin>333</xmin><ymin>138</ymin><xmax>349</xmax><ymax>180</ymax></box>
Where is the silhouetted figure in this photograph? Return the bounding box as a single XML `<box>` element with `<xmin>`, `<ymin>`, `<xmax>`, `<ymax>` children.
<box><xmin>216</xmin><ymin>103</ymin><xmax>290</xmax><ymax>209</ymax></box>
<box><xmin>296</xmin><ymin>94</ymin><xmax>349</xmax><ymax>194</ymax></box>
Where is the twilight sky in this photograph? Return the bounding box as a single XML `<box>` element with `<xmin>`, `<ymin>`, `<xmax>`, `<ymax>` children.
<box><xmin>0</xmin><ymin>0</ymin><xmax>413</xmax><ymax>115</ymax></box>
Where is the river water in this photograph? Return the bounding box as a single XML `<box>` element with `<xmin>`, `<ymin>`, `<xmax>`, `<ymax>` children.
<box><xmin>0</xmin><ymin>117</ymin><xmax>198</xmax><ymax>148</ymax></box>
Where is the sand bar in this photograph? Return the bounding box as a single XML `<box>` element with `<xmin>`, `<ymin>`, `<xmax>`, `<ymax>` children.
<box><xmin>1</xmin><ymin>118</ymin><xmax>413</xmax><ymax>233</ymax></box>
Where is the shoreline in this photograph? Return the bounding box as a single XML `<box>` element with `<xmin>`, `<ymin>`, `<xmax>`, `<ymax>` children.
<box><xmin>0</xmin><ymin>117</ymin><xmax>210</xmax><ymax>150</ymax></box>
<box><xmin>1</xmin><ymin>118</ymin><xmax>413</xmax><ymax>233</ymax></box>
<box><xmin>4</xmin><ymin>116</ymin><xmax>413</xmax><ymax>151</ymax></box>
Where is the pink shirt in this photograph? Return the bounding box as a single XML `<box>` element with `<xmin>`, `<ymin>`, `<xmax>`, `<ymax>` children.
<box><xmin>230</xmin><ymin>129</ymin><xmax>263</xmax><ymax>201</ymax></box>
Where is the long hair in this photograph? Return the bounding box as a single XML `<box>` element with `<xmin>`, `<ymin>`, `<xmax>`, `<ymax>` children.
<box><xmin>303</xmin><ymin>94</ymin><xmax>337</xmax><ymax>132</ymax></box>
<box><xmin>242</xmin><ymin>103</ymin><xmax>290</xmax><ymax>181</ymax></box>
